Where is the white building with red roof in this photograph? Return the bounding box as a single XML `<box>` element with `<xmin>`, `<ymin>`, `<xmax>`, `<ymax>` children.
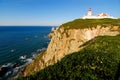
<box><xmin>82</xmin><ymin>8</ymin><xmax>117</xmax><ymax>19</ymax></box>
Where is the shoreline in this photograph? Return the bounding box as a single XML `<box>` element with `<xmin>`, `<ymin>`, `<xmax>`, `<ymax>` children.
<box><xmin>0</xmin><ymin>49</ymin><xmax>47</xmax><ymax>80</ymax></box>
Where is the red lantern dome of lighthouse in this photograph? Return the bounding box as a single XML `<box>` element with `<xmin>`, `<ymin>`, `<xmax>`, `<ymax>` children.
<box><xmin>88</xmin><ymin>8</ymin><xmax>92</xmax><ymax>11</ymax></box>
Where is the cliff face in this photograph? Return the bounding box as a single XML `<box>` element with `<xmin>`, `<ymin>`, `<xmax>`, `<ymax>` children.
<box><xmin>23</xmin><ymin>24</ymin><xmax>120</xmax><ymax>76</ymax></box>
<box><xmin>47</xmin><ymin>25</ymin><xmax>120</xmax><ymax>61</ymax></box>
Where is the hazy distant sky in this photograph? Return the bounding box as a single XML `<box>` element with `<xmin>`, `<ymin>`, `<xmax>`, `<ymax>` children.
<box><xmin>0</xmin><ymin>0</ymin><xmax>120</xmax><ymax>26</ymax></box>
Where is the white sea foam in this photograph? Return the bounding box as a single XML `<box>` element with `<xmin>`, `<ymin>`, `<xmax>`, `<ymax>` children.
<box><xmin>19</xmin><ymin>55</ymin><xmax>26</xmax><ymax>60</ymax></box>
<box><xmin>2</xmin><ymin>63</ymin><xmax>13</xmax><ymax>67</ymax></box>
<box><xmin>34</xmin><ymin>35</ymin><xmax>38</xmax><ymax>38</ymax></box>
<box><xmin>25</xmin><ymin>58</ymin><xmax>33</xmax><ymax>63</ymax></box>
<box><xmin>10</xmin><ymin>49</ymin><xmax>15</xmax><ymax>53</ymax></box>
<box><xmin>32</xmin><ymin>54</ymin><xmax>37</xmax><ymax>58</ymax></box>
<box><xmin>47</xmin><ymin>41</ymin><xmax>49</xmax><ymax>44</ymax></box>
<box><xmin>36</xmin><ymin>48</ymin><xmax>46</xmax><ymax>53</ymax></box>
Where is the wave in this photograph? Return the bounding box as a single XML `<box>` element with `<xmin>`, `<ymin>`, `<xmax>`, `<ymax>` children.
<box><xmin>36</xmin><ymin>48</ymin><xmax>46</xmax><ymax>53</ymax></box>
<box><xmin>0</xmin><ymin>58</ymin><xmax>33</xmax><ymax>79</ymax></box>
<box><xmin>0</xmin><ymin>47</ymin><xmax>47</xmax><ymax>79</ymax></box>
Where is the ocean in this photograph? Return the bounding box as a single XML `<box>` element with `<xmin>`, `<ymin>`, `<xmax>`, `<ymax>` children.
<box><xmin>0</xmin><ymin>26</ymin><xmax>52</xmax><ymax>79</ymax></box>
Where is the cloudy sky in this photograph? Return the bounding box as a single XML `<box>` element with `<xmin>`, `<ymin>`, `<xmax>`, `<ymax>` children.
<box><xmin>0</xmin><ymin>0</ymin><xmax>120</xmax><ymax>26</ymax></box>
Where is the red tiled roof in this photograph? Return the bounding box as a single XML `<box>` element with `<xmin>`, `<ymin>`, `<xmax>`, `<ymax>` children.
<box><xmin>102</xmin><ymin>13</ymin><xmax>108</xmax><ymax>16</ymax></box>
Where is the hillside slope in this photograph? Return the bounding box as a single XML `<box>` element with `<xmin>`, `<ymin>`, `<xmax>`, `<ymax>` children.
<box><xmin>18</xmin><ymin>35</ymin><xmax>120</xmax><ymax>80</ymax></box>
<box><xmin>23</xmin><ymin>19</ymin><xmax>120</xmax><ymax>76</ymax></box>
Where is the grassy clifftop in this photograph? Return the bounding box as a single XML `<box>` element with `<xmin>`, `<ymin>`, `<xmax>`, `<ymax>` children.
<box><xmin>18</xmin><ymin>35</ymin><xmax>120</xmax><ymax>80</ymax></box>
<box><xmin>60</xmin><ymin>18</ymin><xmax>120</xmax><ymax>29</ymax></box>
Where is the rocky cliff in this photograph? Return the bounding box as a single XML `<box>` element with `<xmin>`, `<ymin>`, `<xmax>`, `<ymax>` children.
<box><xmin>23</xmin><ymin>19</ymin><xmax>120</xmax><ymax>76</ymax></box>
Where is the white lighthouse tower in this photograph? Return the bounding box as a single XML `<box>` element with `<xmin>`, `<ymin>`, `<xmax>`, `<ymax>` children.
<box><xmin>87</xmin><ymin>8</ymin><xmax>92</xmax><ymax>16</ymax></box>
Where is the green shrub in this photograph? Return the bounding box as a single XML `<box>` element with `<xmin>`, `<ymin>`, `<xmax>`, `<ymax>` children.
<box><xmin>17</xmin><ymin>35</ymin><xmax>120</xmax><ymax>80</ymax></box>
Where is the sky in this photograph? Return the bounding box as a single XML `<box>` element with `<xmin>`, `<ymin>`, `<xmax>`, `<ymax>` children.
<box><xmin>0</xmin><ymin>0</ymin><xmax>120</xmax><ymax>26</ymax></box>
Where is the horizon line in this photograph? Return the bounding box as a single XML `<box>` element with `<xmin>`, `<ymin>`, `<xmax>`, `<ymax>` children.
<box><xmin>0</xmin><ymin>25</ymin><xmax>59</xmax><ymax>27</ymax></box>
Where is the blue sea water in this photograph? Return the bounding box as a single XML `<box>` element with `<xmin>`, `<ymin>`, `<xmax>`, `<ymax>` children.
<box><xmin>0</xmin><ymin>26</ymin><xmax>51</xmax><ymax>66</ymax></box>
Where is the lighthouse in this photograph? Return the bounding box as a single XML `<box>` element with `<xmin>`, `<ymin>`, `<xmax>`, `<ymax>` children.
<box><xmin>87</xmin><ymin>8</ymin><xmax>92</xmax><ymax>16</ymax></box>
<box><xmin>82</xmin><ymin>8</ymin><xmax>117</xmax><ymax>19</ymax></box>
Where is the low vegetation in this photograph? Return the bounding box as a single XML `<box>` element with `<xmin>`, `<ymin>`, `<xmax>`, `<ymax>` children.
<box><xmin>17</xmin><ymin>35</ymin><xmax>120</xmax><ymax>80</ymax></box>
<box><xmin>60</xmin><ymin>18</ymin><xmax>120</xmax><ymax>29</ymax></box>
